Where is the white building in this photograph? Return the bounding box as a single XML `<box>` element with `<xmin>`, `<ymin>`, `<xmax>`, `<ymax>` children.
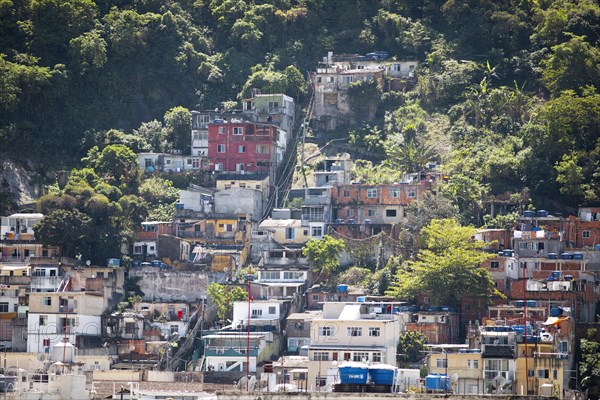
<box><xmin>1</xmin><ymin>213</ymin><xmax>44</xmax><ymax>240</ymax></box>
<box><xmin>306</xmin><ymin>302</ymin><xmax>402</xmax><ymax>389</ymax></box>
<box><xmin>232</xmin><ymin>300</ymin><xmax>287</xmax><ymax>333</ymax></box>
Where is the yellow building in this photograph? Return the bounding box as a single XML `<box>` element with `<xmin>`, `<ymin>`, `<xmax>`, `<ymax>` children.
<box><xmin>427</xmin><ymin>346</ymin><xmax>483</xmax><ymax>394</ymax></box>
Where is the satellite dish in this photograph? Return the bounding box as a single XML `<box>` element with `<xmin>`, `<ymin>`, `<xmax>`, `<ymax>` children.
<box><xmin>86</xmin><ymin>260</ymin><xmax>91</xmax><ymax>266</ymax></box>
<box><xmin>492</xmin><ymin>375</ymin><xmax>507</xmax><ymax>393</ymax></box>
<box><xmin>129</xmin><ymin>345</ymin><xmax>136</xmax><ymax>352</ymax></box>
<box><xmin>450</xmin><ymin>373</ymin><xmax>459</xmax><ymax>393</ymax></box>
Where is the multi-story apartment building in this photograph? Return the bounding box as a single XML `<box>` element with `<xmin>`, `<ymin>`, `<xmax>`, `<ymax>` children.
<box><xmin>242</xmin><ymin>93</ymin><xmax>295</xmax><ymax>136</ymax></box>
<box><xmin>207</xmin><ymin>122</ymin><xmax>286</xmax><ymax>181</ymax></box>
<box><xmin>306</xmin><ymin>302</ymin><xmax>402</xmax><ymax>389</ymax></box>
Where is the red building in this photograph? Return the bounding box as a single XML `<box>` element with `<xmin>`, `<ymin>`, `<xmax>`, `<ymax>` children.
<box><xmin>207</xmin><ymin>121</ymin><xmax>279</xmax><ymax>177</ymax></box>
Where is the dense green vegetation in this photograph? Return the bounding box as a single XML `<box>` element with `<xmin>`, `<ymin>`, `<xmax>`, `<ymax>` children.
<box><xmin>1</xmin><ymin>0</ymin><xmax>599</xmax><ymax>217</ymax></box>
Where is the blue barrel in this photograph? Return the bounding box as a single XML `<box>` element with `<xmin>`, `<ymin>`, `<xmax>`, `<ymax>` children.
<box><xmin>536</xmin><ymin>210</ymin><xmax>549</xmax><ymax>217</ymax></box>
<box><xmin>560</xmin><ymin>253</ymin><xmax>571</xmax><ymax>260</ymax></box>
<box><xmin>515</xmin><ymin>300</ymin><xmax>525</xmax><ymax>307</ymax></box>
<box><xmin>550</xmin><ymin>307</ymin><xmax>563</xmax><ymax>317</ymax></box>
<box><xmin>504</xmin><ymin>250</ymin><xmax>514</xmax><ymax>257</ymax></box>
<box><xmin>573</xmin><ymin>253</ymin><xmax>584</xmax><ymax>260</ymax></box>
<box><xmin>337</xmin><ymin>284</ymin><xmax>348</xmax><ymax>293</ymax></box>
<box><xmin>547</xmin><ymin>253</ymin><xmax>558</xmax><ymax>259</ymax></box>
<box><xmin>425</xmin><ymin>374</ymin><xmax>449</xmax><ymax>391</ymax></box>
<box><xmin>551</xmin><ymin>271</ymin><xmax>561</xmax><ymax>280</ymax></box>
<box><xmin>339</xmin><ymin>363</ymin><xmax>368</xmax><ymax>385</ymax></box>
<box><xmin>175</xmin><ymin>203</ymin><xmax>184</xmax><ymax>210</ymax></box>
<box><xmin>564</xmin><ymin>275</ymin><xmax>573</xmax><ymax>281</ymax></box>
<box><xmin>369</xmin><ymin>364</ymin><xmax>397</xmax><ymax>385</ymax></box>
<box><xmin>523</xmin><ymin>210</ymin><xmax>535</xmax><ymax>218</ymax></box>
<box><xmin>357</xmin><ymin>296</ymin><xmax>366</xmax><ymax>302</ymax></box>
<box><xmin>595</xmin><ymin>244</ymin><xmax>600</xmax><ymax>251</ymax></box>
<box><xmin>151</xmin><ymin>260</ymin><xmax>161</xmax><ymax>268</ymax></box>
<box><xmin>131</xmin><ymin>260</ymin><xmax>141</xmax><ymax>267</ymax></box>
<box><xmin>527</xmin><ymin>300</ymin><xmax>537</xmax><ymax>307</ymax></box>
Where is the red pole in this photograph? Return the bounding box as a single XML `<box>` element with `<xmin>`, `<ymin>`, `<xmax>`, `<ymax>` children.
<box><xmin>523</xmin><ymin>261</ymin><xmax>529</xmax><ymax>395</ymax></box>
<box><xmin>247</xmin><ymin>278</ymin><xmax>251</xmax><ymax>392</ymax></box>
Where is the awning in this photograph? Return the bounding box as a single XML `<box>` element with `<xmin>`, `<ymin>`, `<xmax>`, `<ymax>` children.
<box><xmin>543</xmin><ymin>316</ymin><xmax>568</xmax><ymax>326</ymax></box>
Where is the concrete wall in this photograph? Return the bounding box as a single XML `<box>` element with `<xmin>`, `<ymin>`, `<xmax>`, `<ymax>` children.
<box><xmin>92</xmin><ymin>369</ymin><xmax>142</xmax><ymax>381</ymax></box>
<box><xmin>129</xmin><ymin>267</ymin><xmax>208</xmax><ymax>302</ymax></box>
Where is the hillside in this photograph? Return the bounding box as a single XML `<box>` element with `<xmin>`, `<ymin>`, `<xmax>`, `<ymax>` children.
<box><xmin>1</xmin><ymin>0</ymin><xmax>599</xmax><ymax>220</ymax></box>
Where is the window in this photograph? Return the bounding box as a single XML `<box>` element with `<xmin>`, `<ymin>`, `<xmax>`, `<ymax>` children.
<box><xmin>538</xmin><ymin>369</ymin><xmax>549</xmax><ymax>379</ymax></box>
<box><xmin>484</xmin><ymin>359</ymin><xmax>509</xmax><ymax>379</ymax></box>
<box><xmin>343</xmin><ymin>190</ymin><xmax>350</xmax><ymax>198</ymax></box>
<box><xmin>42</xmin><ymin>297</ymin><xmax>52</xmax><ymax>306</ymax></box>
<box><xmin>353</xmin><ymin>352</ymin><xmax>369</xmax><ymax>362</ymax></box>
<box><xmin>369</xmin><ymin>327</ymin><xmax>380</xmax><ymax>337</ymax></box>
<box><xmin>251</xmin><ymin>309</ymin><xmax>263</xmax><ymax>317</ymax></box>
<box><xmin>583</xmin><ymin>230</ymin><xmax>590</xmax><ymax>238</ymax></box>
<box><xmin>407</xmin><ymin>189</ymin><xmax>416</xmax><ymax>198</ymax></box>
<box><xmin>315</xmin><ymin>77</ymin><xmax>322</xmax><ymax>83</ymax></box>
<box><xmin>0</xmin><ymin>302</ymin><xmax>8</xmax><ymax>313</ymax></box>
<box><xmin>347</xmin><ymin>327</ymin><xmax>362</xmax><ymax>337</ymax></box>
<box><xmin>386</xmin><ymin>209</ymin><xmax>397</xmax><ymax>217</ymax></box>
<box><xmin>236</xmin><ymin>163</ymin><xmax>245</xmax><ymax>172</ymax></box>
<box><xmin>125</xmin><ymin>322</ymin><xmax>136</xmax><ymax>334</ymax></box>
<box><xmin>238</xmin><ymin>145</ymin><xmax>246</xmax><ymax>153</ymax></box>
<box><xmin>436</xmin><ymin>358</ymin><xmax>448</xmax><ymax>368</ymax></box>
<box><xmin>372</xmin><ymin>352</ymin><xmax>382</xmax><ymax>362</ymax></box>
<box><xmin>312</xmin><ymin>294</ymin><xmax>320</xmax><ymax>301</ymax></box>
<box><xmin>218</xmin><ymin>126</ymin><xmax>226</xmax><ymax>134</ymax></box>
<box><xmin>285</xmin><ymin>228</ymin><xmax>295</xmax><ymax>240</ymax></box>
<box><xmin>262</xmin><ymin>271</ymin><xmax>279</xmax><ymax>280</ymax></box>
<box><xmin>233</xmin><ymin>127</ymin><xmax>244</xmax><ymax>135</ymax></box>
<box><xmin>311</xmin><ymin>226</ymin><xmax>323</xmax><ymax>237</ymax></box>
<box><xmin>319</xmin><ymin>326</ymin><xmax>333</xmax><ymax>336</ymax></box>
<box><xmin>490</xmin><ymin>261</ymin><xmax>499</xmax><ymax>269</ymax></box>
<box><xmin>268</xmin><ymin>306</ymin><xmax>276</xmax><ymax>315</ymax></box>
<box><xmin>341</xmin><ymin>76</ymin><xmax>353</xmax><ymax>84</ymax></box>
<box><xmin>367</xmin><ymin>188</ymin><xmax>377</xmax><ymax>198</ymax></box>
<box><xmin>424</xmin><ymin>296</ymin><xmax>430</xmax><ymax>304</ymax></box>
<box><xmin>366</xmin><ymin>209</ymin><xmax>375</xmax><ymax>217</ymax></box>
<box><xmin>389</xmin><ymin>188</ymin><xmax>400</xmax><ymax>198</ymax></box>
<box><xmin>313</xmin><ymin>352</ymin><xmax>329</xmax><ymax>361</ymax></box>
<box><xmin>518</xmin><ymin>242</ymin><xmax>528</xmax><ymax>250</ymax></box>
<box><xmin>468</xmin><ymin>359</ymin><xmax>479</xmax><ymax>369</ymax></box>
<box><xmin>326</xmin><ymin>76</ymin><xmax>334</xmax><ymax>83</ymax></box>
<box><xmin>43</xmin><ymin>338</ymin><xmax>50</xmax><ymax>347</ymax></box>
<box><xmin>256</xmin><ymin>144</ymin><xmax>269</xmax><ymax>154</ymax></box>
<box><xmin>217</xmin><ymin>144</ymin><xmax>225</xmax><ymax>153</ymax></box>
<box><xmin>284</xmin><ymin>271</ymin><xmax>303</xmax><ymax>280</ymax></box>
<box><xmin>392</xmin><ymin>64</ymin><xmax>401</xmax><ymax>72</ymax></box>
<box><xmin>39</xmin><ymin>315</ymin><xmax>47</xmax><ymax>326</ymax></box>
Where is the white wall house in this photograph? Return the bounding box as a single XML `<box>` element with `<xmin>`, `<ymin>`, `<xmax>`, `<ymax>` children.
<box><xmin>306</xmin><ymin>302</ymin><xmax>402</xmax><ymax>389</ymax></box>
<box><xmin>232</xmin><ymin>300</ymin><xmax>285</xmax><ymax>333</ymax></box>
<box><xmin>1</xmin><ymin>213</ymin><xmax>44</xmax><ymax>240</ymax></box>
<box><xmin>27</xmin><ymin>292</ymin><xmax>104</xmax><ymax>353</ymax></box>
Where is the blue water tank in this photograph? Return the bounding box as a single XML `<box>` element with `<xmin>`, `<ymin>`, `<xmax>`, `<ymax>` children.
<box><xmin>564</xmin><ymin>275</ymin><xmax>573</xmax><ymax>281</ymax></box>
<box><xmin>175</xmin><ymin>203</ymin><xmax>184</xmax><ymax>210</ymax></box>
<box><xmin>527</xmin><ymin>300</ymin><xmax>538</xmax><ymax>307</ymax></box>
<box><xmin>107</xmin><ymin>258</ymin><xmax>120</xmax><ymax>267</ymax></box>
<box><xmin>550</xmin><ymin>307</ymin><xmax>563</xmax><ymax>317</ymax></box>
<box><xmin>547</xmin><ymin>253</ymin><xmax>558</xmax><ymax>259</ymax></box>
<box><xmin>337</xmin><ymin>284</ymin><xmax>348</xmax><ymax>293</ymax></box>
<box><xmin>515</xmin><ymin>300</ymin><xmax>525</xmax><ymax>307</ymax></box>
<box><xmin>357</xmin><ymin>296</ymin><xmax>366</xmax><ymax>303</ymax></box>
<box><xmin>536</xmin><ymin>210</ymin><xmax>549</xmax><ymax>218</ymax></box>
<box><xmin>560</xmin><ymin>253</ymin><xmax>571</xmax><ymax>260</ymax></box>
<box><xmin>595</xmin><ymin>244</ymin><xmax>600</xmax><ymax>251</ymax></box>
<box><xmin>573</xmin><ymin>253</ymin><xmax>584</xmax><ymax>260</ymax></box>
<box><xmin>132</xmin><ymin>260</ymin><xmax>141</xmax><ymax>268</ymax></box>
<box><xmin>523</xmin><ymin>210</ymin><xmax>535</xmax><ymax>218</ymax></box>
<box><xmin>339</xmin><ymin>363</ymin><xmax>368</xmax><ymax>385</ymax></box>
<box><xmin>151</xmin><ymin>260</ymin><xmax>161</xmax><ymax>268</ymax></box>
<box><xmin>425</xmin><ymin>374</ymin><xmax>449</xmax><ymax>392</ymax></box>
<box><xmin>369</xmin><ymin>365</ymin><xmax>397</xmax><ymax>385</ymax></box>
<box><xmin>551</xmin><ymin>271</ymin><xmax>561</xmax><ymax>280</ymax></box>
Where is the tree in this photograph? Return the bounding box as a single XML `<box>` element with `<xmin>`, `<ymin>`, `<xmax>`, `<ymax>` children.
<box><xmin>302</xmin><ymin>235</ymin><xmax>345</xmax><ymax>279</ymax></box>
<box><xmin>34</xmin><ymin>209</ymin><xmax>92</xmax><ymax>258</ymax></box>
<box><xmin>208</xmin><ymin>283</ymin><xmax>247</xmax><ymax>322</ymax></box>
<box><xmin>386</xmin><ymin>139</ymin><xmax>438</xmax><ymax>174</ymax></box>
<box><xmin>580</xmin><ymin>328</ymin><xmax>600</xmax><ymax>399</ymax></box>
<box><xmin>338</xmin><ymin>266</ymin><xmax>371</xmax><ymax>286</ymax></box>
<box><xmin>542</xmin><ymin>35</ymin><xmax>600</xmax><ymax>96</ymax></box>
<box><xmin>387</xmin><ymin>219</ymin><xmax>500</xmax><ymax>306</ymax></box>
<box><xmin>163</xmin><ymin>107</ymin><xmax>192</xmax><ymax>154</ymax></box>
<box><xmin>85</xmin><ymin>144</ymin><xmax>140</xmax><ymax>192</ymax></box>
<box><xmin>397</xmin><ymin>331</ymin><xmax>427</xmax><ymax>365</ymax></box>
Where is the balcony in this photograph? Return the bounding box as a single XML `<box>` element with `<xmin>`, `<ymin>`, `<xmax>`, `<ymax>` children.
<box><xmin>482</xmin><ymin>346</ymin><xmax>515</xmax><ymax>358</ymax></box>
<box><xmin>59</xmin><ymin>305</ymin><xmax>75</xmax><ymax>313</ymax></box>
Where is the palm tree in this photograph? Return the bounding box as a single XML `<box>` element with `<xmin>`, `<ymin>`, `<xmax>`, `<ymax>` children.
<box><xmin>386</xmin><ymin>139</ymin><xmax>438</xmax><ymax>173</ymax></box>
